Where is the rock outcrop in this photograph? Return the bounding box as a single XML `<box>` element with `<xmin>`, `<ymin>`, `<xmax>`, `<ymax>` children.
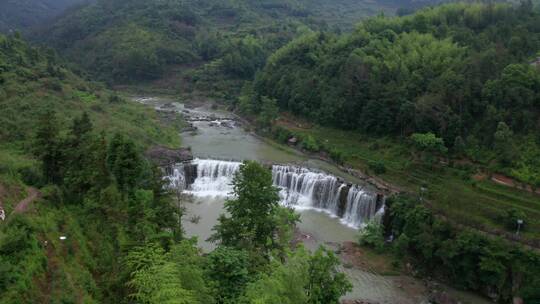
<box><xmin>145</xmin><ymin>146</ymin><xmax>193</xmax><ymax>167</ymax></box>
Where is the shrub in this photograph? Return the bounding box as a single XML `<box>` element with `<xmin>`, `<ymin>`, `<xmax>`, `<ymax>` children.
<box><xmin>368</xmin><ymin>160</ymin><xmax>386</xmax><ymax>174</ymax></box>
<box><xmin>329</xmin><ymin>148</ymin><xmax>345</xmax><ymax>165</ymax></box>
<box><xmin>272</xmin><ymin>126</ymin><xmax>292</xmax><ymax>144</ymax></box>
<box><xmin>301</xmin><ymin>135</ymin><xmax>320</xmax><ymax>152</ymax></box>
<box><xmin>108</xmin><ymin>94</ymin><xmax>122</xmax><ymax>103</ymax></box>
<box><xmin>41</xmin><ymin>185</ymin><xmax>63</xmax><ymax>204</ymax></box>
<box><xmin>503</xmin><ymin>208</ymin><xmax>527</xmax><ymax>232</ymax></box>
<box><xmin>358</xmin><ymin>221</ymin><xmax>385</xmax><ymax>252</ymax></box>
<box><xmin>18</xmin><ymin>166</ymin><xmax>42</xmax><ymax>187</ymax></box>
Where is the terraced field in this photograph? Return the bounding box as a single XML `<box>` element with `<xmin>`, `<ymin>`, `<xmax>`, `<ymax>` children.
<box><xmin>277</xmin><ymin>123</ymin><xmax>540</xmax><ymax>245</ymax></box>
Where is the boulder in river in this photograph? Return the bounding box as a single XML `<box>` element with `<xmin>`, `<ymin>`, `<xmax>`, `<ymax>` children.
<box><xmin>181</xmin><ymin>123</ymin><xmax>198</xmax><ymax>133</ymax></box>
<box><xmin>221</xmin><ymin>121</ymin><xmax>234</xmax><ymax>129</ymax></box>
<box><xmin>161</xmin><ymin>102</ymin><xmax>175</xmax><ymax>109</ymax></box>
<box><xmin>145</xmin><ymin>146</ymin><xmax>193</xmax><ymax>166</ymax></box>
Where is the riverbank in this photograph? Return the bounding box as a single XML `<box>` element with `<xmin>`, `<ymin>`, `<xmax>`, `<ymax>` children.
<box><xmin>248</xmin><ymin>115</ymin><xmax>540</xmax><ymax>246</ymax></box>
<box><xmin>133</xmin><ymin>95</ymin><xmax>500</xmax><ymax>304</ymax></box>
<box><xmin>130</xmin><ymin>91</ymin><xmax>540</xmax><ymax>246</ymax></box>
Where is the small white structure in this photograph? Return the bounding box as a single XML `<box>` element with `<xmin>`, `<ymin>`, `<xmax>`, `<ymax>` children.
<box><xmin>0</xmin><ymin>209</ymin><xmax>5</xmax><ymax>221</ymax></box>
<box><xmin>530</xmin><ymin>57</ymin><xmax>540</xmax><ymax>68</ymax></box>
<box><xmin>59</xmin><ymin>236</ymin><xmax>67</xmax><ymax>241</ymax></box>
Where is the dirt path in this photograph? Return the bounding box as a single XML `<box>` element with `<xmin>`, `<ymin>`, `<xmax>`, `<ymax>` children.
<box><xmin>0</xmin><ymin>184</ymin><xmax>6</xmax><ymax>221</ymax></box>
<box><xmin>12</xmin><ymin>187</ymin><xmax>41</xmax><ymax>214</ymax></box>
<box><xmin>492</xmin><ymin>173</ymin><xmax>540</xmax><ymax>195</ymax></box>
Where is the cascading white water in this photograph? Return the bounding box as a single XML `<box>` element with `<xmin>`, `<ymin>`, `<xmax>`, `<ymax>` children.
<box><xmin>341</xmin><ymin>186</ymin><xmax>378</xmax><ymax>228</ymax></box>
<box><xmin>167</xmin><ymin>166</ymin><xmax>186</xmax><ymax>191</ymax></box>
<box><xmin>189</xmin><ymin>159</ymin><xmax>241</xmax><ymax>196</ymax></box>
<box><xmin>169</xmin><ymin>159</ymin><xmax>383</xmax><ymax>228</ymax></box>
<box><xmin>272</xmin><ymin>165</ymin><xmax>343</xmax><ymax>212</ymax></box>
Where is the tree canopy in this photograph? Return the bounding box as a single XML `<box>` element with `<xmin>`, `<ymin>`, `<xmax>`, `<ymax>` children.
<box><xmin>244</xmin><ymin>2</ymin><xmax>540</xmax><ymax>185</ymax></box>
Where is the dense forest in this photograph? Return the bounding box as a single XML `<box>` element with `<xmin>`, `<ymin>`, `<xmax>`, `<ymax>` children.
<box><xmin>242</xmin><ymin>2</ymin><xmax>540</xmax><ymax>187</ymax></box>
<box><xmin>365</xmin><ymin>194</ymin><xmax>540</xmax><ymax>302</ymax></box>
<box><xmin>0</xmin><ymin>33</ymin><xmax>352</xmax><ymax>303</ymax></box>
<box><xmin>2</xmin><ymin>1</ymin><xmax>540</xmax><ymax>303</ymax></box>
<box><xmin>34</xmin><ymin>0</ymin><xmax>313</xmax><ymax>82</ymax></box>
<box><xmin>33</xmin><ymin>0</ymin><xmax>441</xmax><ymax>84</ymax></box>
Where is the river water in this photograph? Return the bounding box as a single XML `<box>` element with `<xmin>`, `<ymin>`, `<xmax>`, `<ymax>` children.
<box><xmin>136</xmin><ymin>96</ymin><xmax>490</xmax><ymax>304</ymax></box>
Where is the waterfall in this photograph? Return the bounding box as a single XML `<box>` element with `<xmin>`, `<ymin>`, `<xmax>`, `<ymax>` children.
<box><xmin>167</xmin><ymin>166</ymin><xmax>186</xmax><ymax>192</ymax></box>
<box><xmin>272</xmin><ymin>165</ymin><xmax>344</xmax><ymax>213</ymax></box>
<box><xmin>341</xmin><ymin>186</ymin><xmax>378</xmax><ymax>228</ymax></box>
<box><xmin>188</xmin><ymin>159</ymin><xmax>241</xmax><ymax>196</ymax></box>
<box><xmin>168</xmin><ymin>159</ymin><xmax>384</xmax><ymax>228</ymax></box>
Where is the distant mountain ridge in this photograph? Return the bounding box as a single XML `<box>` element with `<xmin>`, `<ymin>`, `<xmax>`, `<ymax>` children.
<box><xmin>32</xmin><ymin>0</ymin><xmax>443</xmax><ymax>83</ymax></box>
<box><xmin>0</xmin><ymin>0</ymin><xmax>91</xmax><ymax>32</ymax></box>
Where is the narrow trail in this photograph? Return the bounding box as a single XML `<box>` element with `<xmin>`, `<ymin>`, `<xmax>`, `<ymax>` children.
<box><xmin>0</xmin><ymin>184</ymin><xmax>5</xmax><ymax>221</ymax></box>
<box><xmin>12</xmin><ymin>187</ymin><xmax>41</xmax><ymax>214</ymax></box>
<box><xmin>492</xmin><ymin>173</ymin><xmax>540</xmax><ymax>195</ymax></box>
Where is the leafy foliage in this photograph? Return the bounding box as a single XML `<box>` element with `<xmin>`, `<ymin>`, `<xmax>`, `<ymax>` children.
<box><xmin>305</xmin><ymin>247</ymin><xmax>352</xmax><ymax>304</ymax></box>
<box><xmin>210</xmin><ymin>161</ymin><xmax>281</xmax><ymax>255</ymax></box>
<box><xmin>386</xmin><ymin>194</ymin><xmax>540</xmax><ymax>303</ymax></box>
<box><xmin>34</xmin><ymin>0</ymin><xmax>442</xmax><ymax>84</ymax></box>
<box><xmin>240</xmin><ymin>249</ymin><xmax>310</xmax><ymax>304</ymax></box>
<box><xmin>247</xmin><ymin>2</ymin><xmax>540</xmax><ymax>184</ymax></box>
<box><xmin>358</xmin><ymin>220</ymin><xmax>385</xmax><ymax>252</ymax></box>
<box><xmin>126</xmin><ymin>244</ymin><xmax>197</xmax><ymax>304</ymax></box>
<box><xmin>206</xmin><ymin>246</ymin><xmax>251</xmax><ymax>303</ymax></box>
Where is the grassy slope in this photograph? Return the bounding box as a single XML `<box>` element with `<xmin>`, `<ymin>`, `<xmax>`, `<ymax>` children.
<box><xmin>0</xmin><ymin>33</ymin><xmax>181</xmax><ymax>191</ymax></box>
<box><xmin>0</xmin><ymin>34</ymin><xmax>182</xmax><ymax>302</ymax></box>
<box><xmin>276</xmin><ymin>121</ymin><xmax>540</xmax><ymax>244</ymax></box>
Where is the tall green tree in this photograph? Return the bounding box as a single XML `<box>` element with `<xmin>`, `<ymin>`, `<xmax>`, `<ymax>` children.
<box><xmin>34</xmin><ymin>109</ymin><xmax>63</xmax><ymax>184</ymax></box>
<box><xmin>306</xmin><ymin>247</ymin><xmax>352</xmax><ymax>304</ymax></box>
<box><xmin>125</xmin><ymin>243</ymin><xmax>197</xmax><ymax>304</ymax></box>
<box><xmin>107</xmin><ymin>133</ymin><xmax>143</xmax><ymax>193</ymax></box>
<box><xmin>210</xmin><ymin>161</ymin><xmax>280</xmax><ymax>255</ymax></box>
<box><xmin>256</xmin><ymin>96</ymin><xmax>279</xmax><ymax>130</ymax></box>
<box><xmin>410</xmin><ymin>132</ymin><xmax>447</xmax><ymax>164</ymax></box>
<box><xmin>493</xmin><ymin>122</ymin><xmax>515</xmax><ymax>166</ymax></box>
<box><xmin>63</xmin><ymin>112</ymin><xmax>97</xmax><ymax>198</ymax></box>
<box><xmin>206</xmin><ymin>246</ymin><xmax>250</xmax><ymax>304</ymax></box>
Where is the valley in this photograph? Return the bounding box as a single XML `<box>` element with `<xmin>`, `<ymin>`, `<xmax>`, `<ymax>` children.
<box><xmin>137</xmin><ymin>95</ymin><xmax>492</xmax><ymax>304</ymax></box>
<box><xmin>0</xmin><ymin>1</ymin><xmax>539</xmax><ymax>303</ymax></box>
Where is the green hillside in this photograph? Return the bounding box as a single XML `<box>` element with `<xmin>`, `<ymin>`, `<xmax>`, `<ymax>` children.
<box><xmin>0</xmin><ymin>32</ymin><xmax>187</xmax><ymax>302</ymax></box>
<box><xmin>0</xmin><ymin>33</ymin><xmax>355</xmax><ymax>304</ymax></box>
<box><xmin>2</xmin><ymin>1</ymin><xmax>539</xmax><ymax>303</ymax></box>
<box><xmin>241</xmin><ymin>2</ymin><xmax>540</xmax><ymax>242</ymax></box>
<box><xmin>34</xmin><ymin>0</ymin><xmax>442</xmax><ymax>84</ymax></box>
<box><xmin>0</xmin><ymin>33</ymin><xmax>180</xmax><ymax>151</ymax></box>
<box><xmin>248</xmin><ymin>2</ymin><xmax>540</xmax><ymax>185</ymax></box>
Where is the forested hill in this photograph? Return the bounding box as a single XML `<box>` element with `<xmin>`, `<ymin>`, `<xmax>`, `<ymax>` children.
<box><xmin>0</xmin><ymin>0</ymin><xmax>90</xmax><ymax>33</ymax></box>
<box><xmin>0</xmin><ymin>33</ymin><xmax>354</xmax><ymax>304</ymax></box>
<box><xmin>244</xmin><ymin>2</ymin><xmax>540</xmax><ymax>187</ymax></box>
<box><xmin>33</xmin><ymin>0</ymin><xmax>441</xmax><ymax>84</ymax></box>
<box><xmin>0</xmin><ymin>33</ymin><xmax>185</xmax><ymax>302</ymax></box>
<box><xmin>0</xmin><ymin>33</ymin><xmax>179</xmax><ymax>149</ymax></box>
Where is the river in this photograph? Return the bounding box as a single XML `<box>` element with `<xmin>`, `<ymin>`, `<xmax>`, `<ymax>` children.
<box><xmin>136</xmin><ymin>96</ymin><xmax>491</xmax><ymax>304</ymax></box>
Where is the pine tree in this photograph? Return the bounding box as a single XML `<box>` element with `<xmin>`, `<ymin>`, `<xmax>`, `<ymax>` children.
<box><xmin>64</xmin><ymin>112</ymin><xmax>96</xmax><ymax>198</ymax></box>
<box><xmin>107</xmin><ymin>134</ymin><xmax>143</xmax><ymax>193</ymax></box>
<box><xmin>210</xmin><ymin>161</ymin><xmax>280</xmax><ymax>255</ymax></box>
<box><xmin>34</xmin><ymin>110</ymin><xmax>62</xmax><ymax>184</ymax></box>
